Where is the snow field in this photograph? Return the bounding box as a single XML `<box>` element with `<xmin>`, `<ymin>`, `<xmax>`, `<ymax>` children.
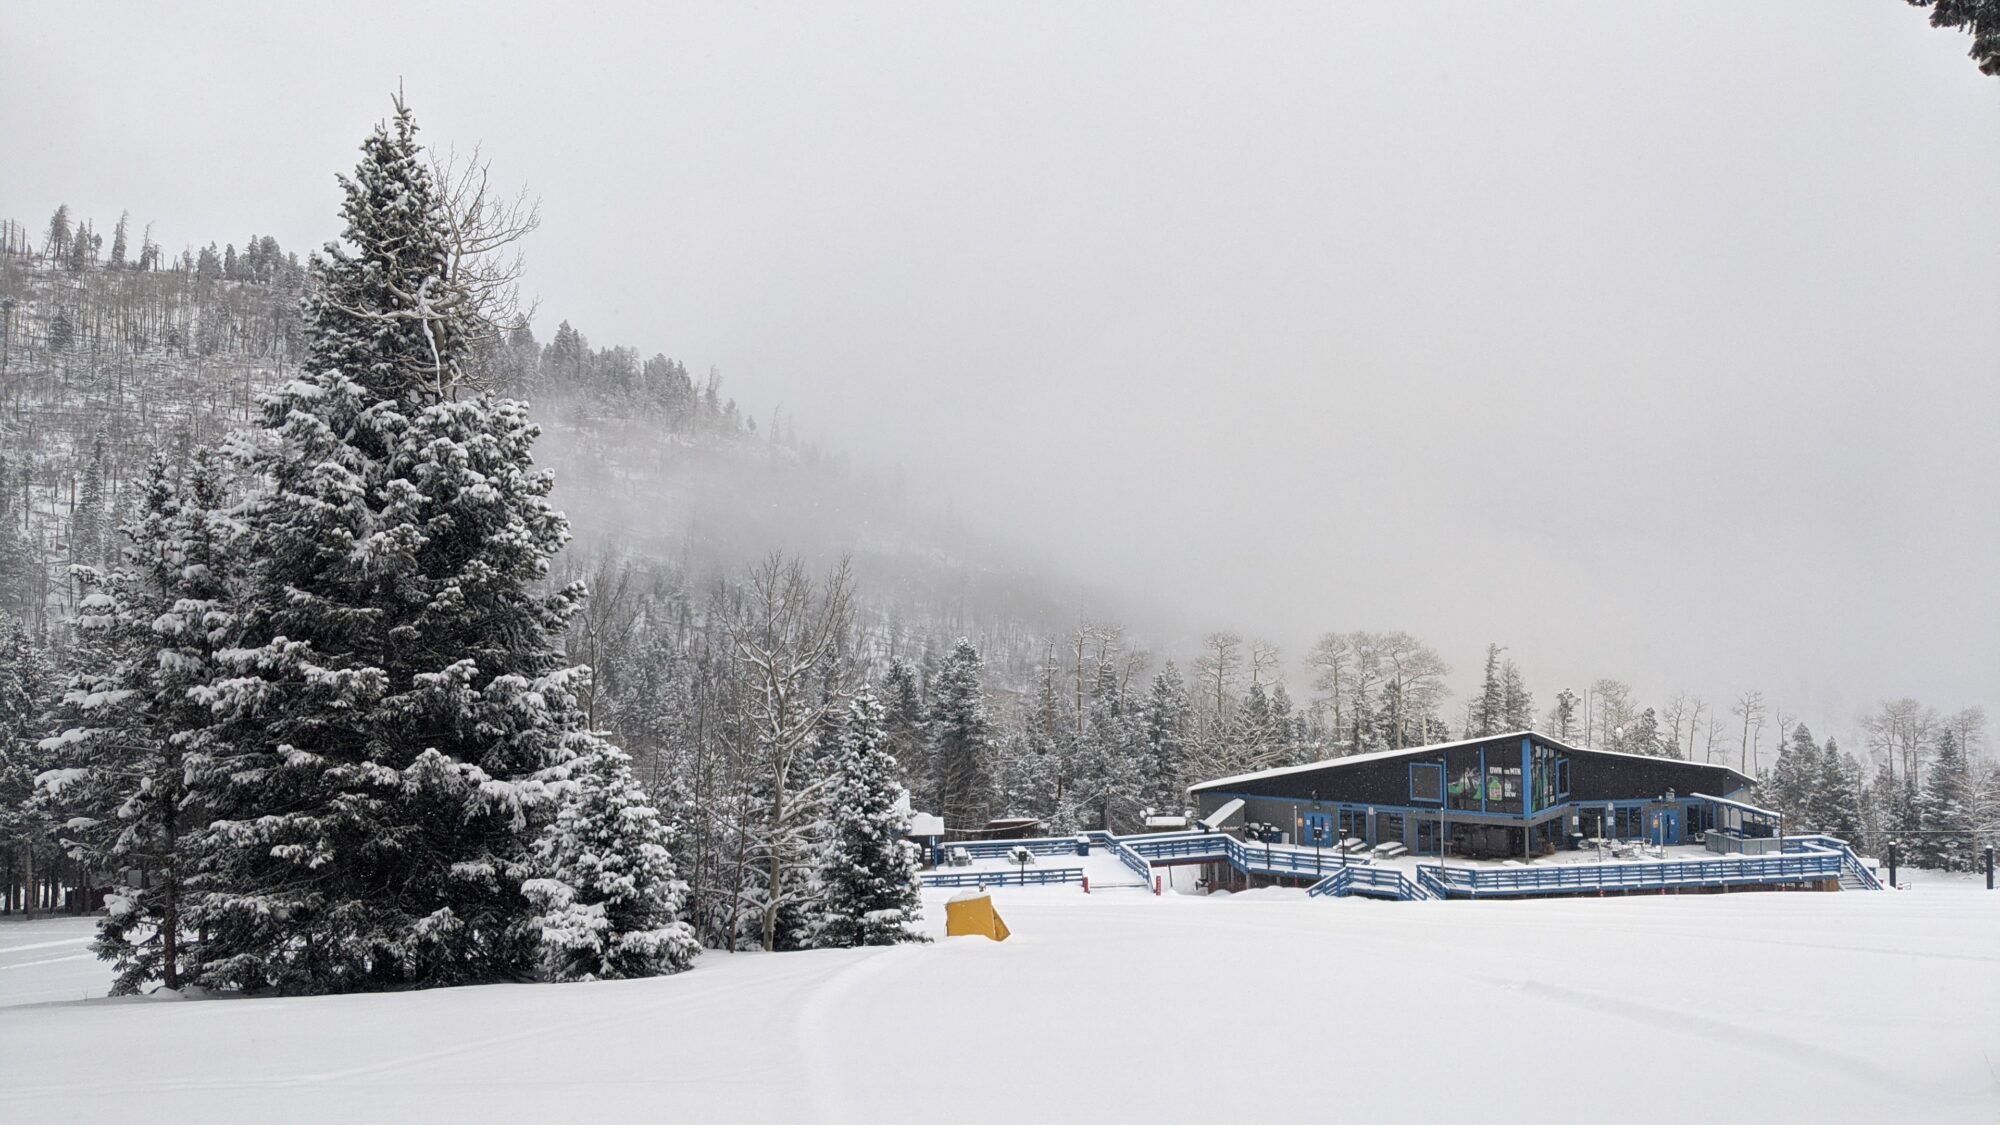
<box><xmin>3</xmin><ymin>885</ymin><xmax>1997</xmax><ymax>1124</ymax></box>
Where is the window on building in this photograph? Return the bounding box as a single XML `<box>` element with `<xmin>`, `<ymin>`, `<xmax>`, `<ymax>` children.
<box><xmin>1410</xmin><ymin>762</ymin><xmax>1444</xmax><ymax>803</ymax></box>
<box><xmin>1485</xmin><ymin>762</ymin><xmax>1523</xmax><ymax>814</ymax></box>
<box><xmin>1530</xmin><ymin>741</ymin><xmax>1568</xmax><ymax>810</ymax></box>
<box><xmin>1447</xmin><ymin>746</ymin><xmax>1483</xmax><ymax>811</ymax></box>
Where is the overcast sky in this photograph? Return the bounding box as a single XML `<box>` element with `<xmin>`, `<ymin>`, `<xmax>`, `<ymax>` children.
<box><xmin>7</xmin><ymin>2</ymin><xmax>1997</xmax><ymax>745</ymax></box>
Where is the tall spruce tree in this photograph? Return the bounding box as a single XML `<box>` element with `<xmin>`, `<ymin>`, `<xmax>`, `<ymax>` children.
<box><xmin>927</xmin><ymin>638</ymin><xmax>992</xmax><ymax>831</ymax></box>
<box><xmin>37</xmin><ymin>453</ymin><xmax>238</xmax><ymax>993</ymax></box>
<box><xmin>812</xmin><ymin>687</ymin><xmax>924</xmax><ymax>947</ymax></box>
<box><xmin>1915</xmin><ymin>729</ymin><xmax>1975</xmax><ymax>870</ymax></box>
<box><xmin>1140</xmin><ymin>662</ymin><xmax>1193</xmax><ymax>814</ymax></box>
<box><xmin>183</xmin><ymin>99</ymin><xmax>629</xmax><ymax>993</ymax></box>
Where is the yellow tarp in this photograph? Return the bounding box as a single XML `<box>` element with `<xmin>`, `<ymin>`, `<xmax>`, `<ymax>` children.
<box><xmin>944</xmin><ymin>892</ymin><xmax>1010</xmax><ymax>941</ymax></box>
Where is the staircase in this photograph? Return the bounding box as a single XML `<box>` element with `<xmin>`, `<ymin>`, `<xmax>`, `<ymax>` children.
<box><xmin>1307</xmin><ymin>866</ymin><xmax>1437</xmax><ymax>901</ymax></box>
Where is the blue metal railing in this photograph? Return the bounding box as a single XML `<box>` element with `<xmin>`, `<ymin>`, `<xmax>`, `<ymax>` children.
<box><xmin>1415</xmin><ymin>850</ymin><xmax>1843</xmax><ymax>897</ymax></box>
<box><xmin>1308</xmin><ymin>865</ymin><xmax>1435</xmax><ymax>901</ymax></box>
<box><xmin>1123</xmin><ymin>831</ymin><xmax>1230</xmax><ymax>862</ymax></box>
<box><xmin>1091</xmin><ymin>832</ymin><xmax>1157</xmax><ymax>887</ymax></box>
<box><xmin>943</xmin><ymin>838</ymin><xmax>1081</xmax><ymax>860</ymax></box>
<box><xmin>919</xmin><ymin>866</ymin><xmax>1084</xmax><ymax>888</ymax></box>
<box><xmin>1783</xmin><ymin>835</ymin><xmax>1883</xmax><ymax>890</ymax></box>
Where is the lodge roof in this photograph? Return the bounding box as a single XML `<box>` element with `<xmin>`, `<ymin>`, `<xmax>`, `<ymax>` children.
<box><xmin>1188</xmin><ymin>730</ymin><xmax>1755</xmax><ymax>794</ymax></box>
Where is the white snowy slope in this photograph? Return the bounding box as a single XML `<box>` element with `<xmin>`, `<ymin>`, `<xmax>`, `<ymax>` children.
<box><xmin>2</xmin><ymin>885</ymin><xmax>1996</xmax><ymax>1124</ymax></box>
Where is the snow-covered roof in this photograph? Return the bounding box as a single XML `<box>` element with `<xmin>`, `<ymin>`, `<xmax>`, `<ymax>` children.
<box><xmin>1199</xmin><ymin>798</ymin><xmax>1245</xmax><ymax>830</ymax></box>
<box><xmin>1690</xmin><ymin>792</ymin><xmax>1779</xmax><ymax>819</ymax></box>
<box><xmin>1190</xmin><ymin>730</ymin><xmax>1753</xmax><ymax>792</ymax></box>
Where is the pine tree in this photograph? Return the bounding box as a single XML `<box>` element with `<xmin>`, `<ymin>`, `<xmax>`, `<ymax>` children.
<box><xmin>1475</xmin><ymin>644</ymin><xmax>1503</xmax><ymax>736</ymax></box>
<box><xmin>1761</xmin><ymin>722</ymin><xmax>1817</xmax><ymax>829</ymax></box>
<box><xmin>1140</xmin><ymin>662</ymin><xmax>1192</xmax><ymax>812</ymax></box>
<box><xmin>1061</xmin><ymin>662</ymin><xmax>1143</xmax><ymax>832</ymax></box>
<box><xmin>927</xmin><ymin>638</ymin><xmax>992</xmax><ymax>830</ymax></box>
<box><xmin>995</xmin><ymin>660</ymin><xmax>1063</xmax><ymax>823</ymax></box>
<box><xmin>37</xmin><ymin>453</ymin><xmax>238</xmax><ymax>993</ymax></box>
<box><xmin>1812</xmin><ymin>741</ymin><xmax>1867</xmax><ymax>847</ymax></box>
<box><xmin>183</xmin><ymin>99</ymin><xmax>601</xmax><ymax>993</ymax></box>
<box><xmin>812</xmin><ymin>688</ymin><xmax>925</xmax><ymax>948</ymax></box>
<box><xmin>108</xmin><ymin>212</ymin><xmax>129</xmax><ymax>269</ymax></box>
<box><xmin>879</xmin><ymin>657</ymin><xmax>928</xmax><ymax>797</ymax></box>
<box><xmin>1916</xmin><ymin>729</ymin><xmax>1975</xmax><ymax>870</ymax></box>
<box><xmin>0</xmin><ymin>622</ymin><xmax>59</xmax><ymax>915</ymax></box>
<box><xmin>1871</xmin><ymin>762</ymin><xmax>1921</xmax><ymax>859</ymax></box>
<box><xmin>1499</xmin><ymin>660</ymin><xmax>1534</xmax><ymax>733</ymax></box>
<box><xmin>523</xmin><ymin>732</ymin><xmax>698</xmax><ymax>980</ymax></box>
<box><xmin>69</xmin><ymin>435</ymin><xmax>109</xmax><ymax>573</ymax></box>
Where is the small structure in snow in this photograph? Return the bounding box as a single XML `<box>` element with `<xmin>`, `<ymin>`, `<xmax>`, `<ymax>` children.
<box><xmin>944</xmin><ymin>892</ymin><xmax>1010</xmax><ymax>941</ymax></box>
<box><xmin>906</xmin><ymin>812</ymin><xmax>947</xmax><ymax>867</ymax></box>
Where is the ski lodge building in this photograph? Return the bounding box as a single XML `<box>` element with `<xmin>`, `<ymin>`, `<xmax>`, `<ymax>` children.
<box><xmin>1190</xmin><ymin>730</ymin><xmax>1762</xmax><ymax>861</ymax></box>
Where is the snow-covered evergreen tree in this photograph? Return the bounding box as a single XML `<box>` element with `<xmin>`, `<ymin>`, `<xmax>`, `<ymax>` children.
<box><xmin>0</xmin><ymin>620</ymin><xmax>60</xmax><ymax>915</ymax></box>
<box><xmin>927</xmin><ymin>638</ymin><xmax>992</xmax><ymax>830</ymax></box>
<box><xmin>183</xmin><ymin>99</ymin><xmax>608</xmax><ymax>993</ymax></box>
<box><xmin>37</xmin><ymin>453</ymin><xmax>239</xmax><ymax>993</ymax></box>
<box><xmin>1498</xmin><ymin>660</ymin><xmax>1534</xmax><ymax>734</ymax></box>
<box><xmin>524</xmin><ymin>731</ymin><xmax>698</xmax><ymax>980</ymax></box>
<box><xmin>1915</xmin><ymin>729</ymin><xmax>1975</xmax><ymax>870</ymax></box>
<box><xmin>1811</xmin><ymin>739</ymin><xmax>1868</xmax><ymax>847</ymax></box>
<box><xmin>1759</xmin><ymin>722</ymin><xmax>1818</xmax><ymax>828</ymax></box>
<box><xmin>1140</xmin><ymin>663</ymin><xmax>1193</xmax><ymax>812</ymax></box>
<box><xmin>878</xmin><ymin>657</ymin><xmax>927</xmax><ymax>791</ymax></box>
<box><xmin>812</xmin><ymin>687</ymin><xmax>924</xmax><ymax>948</ymax></box>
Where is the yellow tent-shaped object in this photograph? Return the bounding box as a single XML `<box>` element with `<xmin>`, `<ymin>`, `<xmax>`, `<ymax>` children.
<box><xmin>944</xmin><ymin>891</ymin><xmax>1010</xmax><ymax>941</ymax></box>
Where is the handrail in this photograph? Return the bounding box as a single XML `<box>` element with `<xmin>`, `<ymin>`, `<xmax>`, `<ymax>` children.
<box><xmin>919</xmin><ymin>866</ymin><xmax>1084</xmax><ymax>888</ymax></box>
<box><xmin>943</xmin><ymin>838</ymin><xmax>1079</xmax><ymax>860</ymax></box>
<box><xmin>1416</xmin><ymin>850</ymin><xmax>1843</xmax><ymax>897</ymax></box>
<box><xmin>1096</xmin><ymin>832</ymin><xmax>1157</xmax><ymax>887</ymax></box>
<box><xmin>1308</xmin><ymin>865</ymin><xmax>1434</xmax><ymax>901</ymax></box>
<box><xmin>920</xmin><ymin>829</ymin><xmax>1881</xmax><ymax>899</ymax></box>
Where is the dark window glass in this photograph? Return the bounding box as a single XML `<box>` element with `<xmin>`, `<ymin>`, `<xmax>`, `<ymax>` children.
<box><xmin>1410</xmin><ymin>763</ymin><xmax>1443</xmax><ymax>803</ymax></box>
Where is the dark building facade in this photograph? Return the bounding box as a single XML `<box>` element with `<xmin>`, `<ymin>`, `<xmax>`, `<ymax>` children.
<box><xmin>1190</xmin><ymin>731</ymin><xmax>1758</xmax><ymax>861</ymax></box>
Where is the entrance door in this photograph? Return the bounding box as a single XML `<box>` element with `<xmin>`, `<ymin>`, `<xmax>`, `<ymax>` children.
<box><xmin>1416</xmin><ymin>820</ymin><xmax>1441</xmax><ymax>855</ymax></box>
<box><xmin>1658</xmin><ymin>807</ymin><xmax>1682</xmax><ymax>847</ymax></box>
<box><xmin>1302</xmin><ymin>812</ymin><xmax>1334</xmax><ymax>847</ymax></box>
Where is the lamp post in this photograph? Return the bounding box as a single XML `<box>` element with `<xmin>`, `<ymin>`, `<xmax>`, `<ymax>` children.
<box><xmin>1312</xmin><ymin>789</ymin><xmax>1323</xmax><ymax>876</ymax></box>
<box><xmin>1601</xmin><ymin>801</ymin><xmax>1615</xmax><ymax>863</ymax></box>
<box><xmin>1438</xmin><ymin>756</ymin><xmax>1447</xmax><ymax>869</ymax></box>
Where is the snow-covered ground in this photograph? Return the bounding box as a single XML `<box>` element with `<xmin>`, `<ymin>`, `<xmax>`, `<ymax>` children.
<box><xmin>4</xmin><ymin>884</ymin><xmax>1997</xmax><ymax>1124</ymax></box>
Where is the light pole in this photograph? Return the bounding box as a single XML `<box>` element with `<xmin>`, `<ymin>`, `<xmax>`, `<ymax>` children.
<box><xmin>1312</xmin><ymin>789</ymin><xmax>1323</xmax><ymax>876</ymax></box>
<box><xmin>1437</xmin><ymin>755</ymin><xmax>1448</xmax><ymax>881</ymax></box>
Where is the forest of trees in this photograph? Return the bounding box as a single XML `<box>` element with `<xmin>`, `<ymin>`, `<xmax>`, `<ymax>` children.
<box><xmin>1</xmin><ymin>89</ymin><xmax>1996</xmax><ymax>997</ymax></box>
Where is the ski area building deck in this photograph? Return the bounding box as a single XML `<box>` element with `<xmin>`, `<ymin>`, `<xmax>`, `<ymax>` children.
<box><xmin>1190</xmin><ymin>730</ymin><xmax>1765</xmax><ymax>862</ymax></box>
<box><xmin>914</xmin><ymin>733</ymin><xmax>1882</xmax><ymax>902</ymax></box>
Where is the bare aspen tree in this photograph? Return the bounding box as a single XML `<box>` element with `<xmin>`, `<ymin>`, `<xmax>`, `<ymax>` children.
<box><xmin>1864</xmin><ymin>698</ymin><xmax>1940</xmax><ymax>787</ymax></box>
<box><xmin>727</xmin><ymin>553</ymin><xmax>854</xmax><ymax>952</ymax></box>
<box><xmin>1195</xmin><ymin>631</ymin><xmax>1242</xmax><ymax>728</ymax></box>
<box><xmin>1733</xmin><ymin>690</ymin><xmax>1767</xmax><ymax>775</ymax></box>
<box><xmin>1684</xmin><ymin>696</ymin><xmax>1707</xmax><ymax>760</ymax></box>
<box><xmin>1379</xmin><ymin>632</ymin><xmax>1449</xmax><ymax>749</ymax></box>
<box><xmin>1306</xmin><ymin>632</ymin><xmax>1351</xmax><ymax>746</ymax></box>
<box><xmin>1249</xmin><ymin>641</ymin><xmax>1282</xmax><ymax>689</ymax></box>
